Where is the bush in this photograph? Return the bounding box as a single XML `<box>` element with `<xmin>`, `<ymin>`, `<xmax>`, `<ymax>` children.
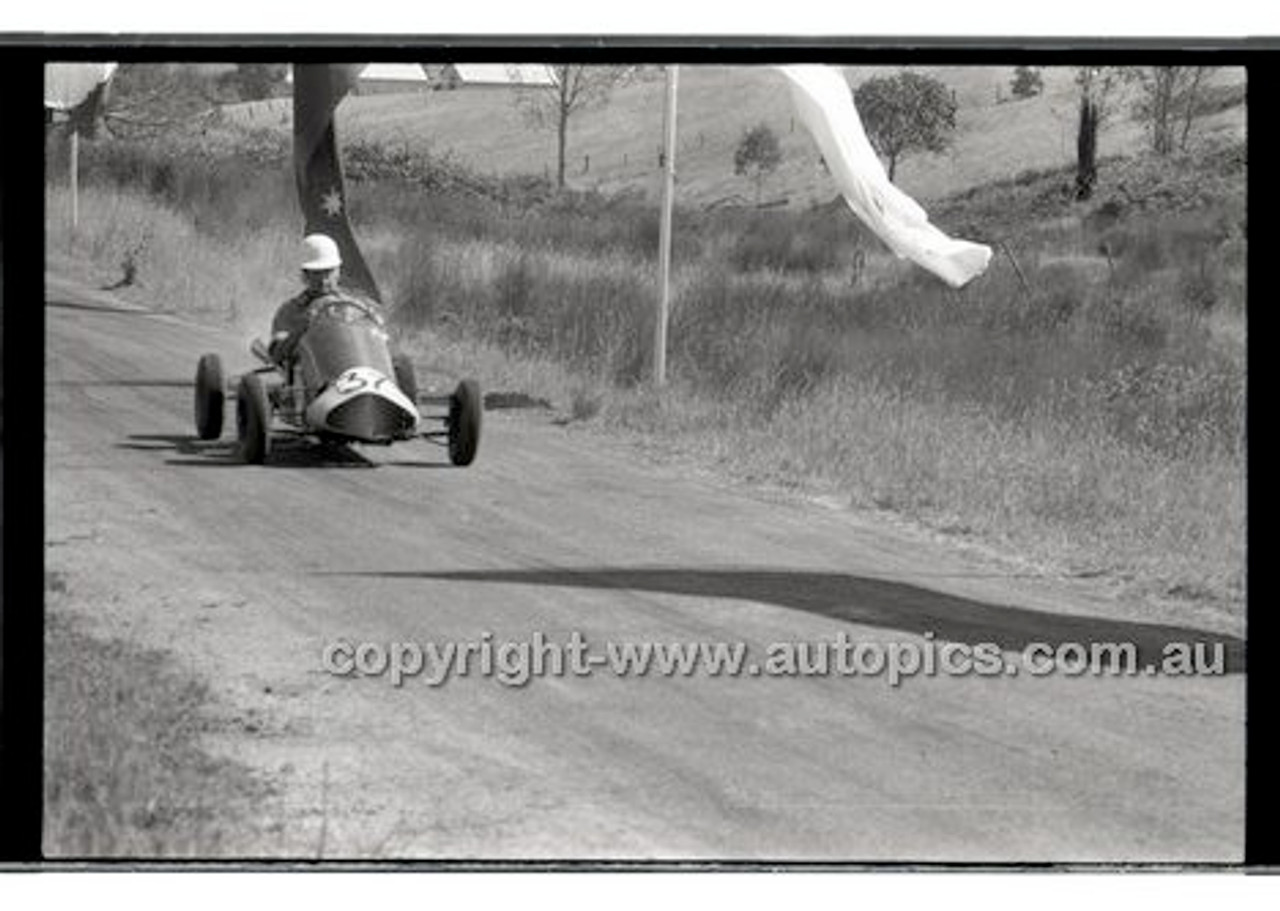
<box><xmin>1010</xmin><ymin>66</ymin><xmax>1044</xmax><ymax>99</ymax></box>
<box><xmin>733</xmin><ymin>123</ymin><xmax>783</xmax><ymax>202</ymax></box>
<box><xmin>721</xmin><ymin>207</ymin><xmax>866</xmax><ymax>275</ymax></box>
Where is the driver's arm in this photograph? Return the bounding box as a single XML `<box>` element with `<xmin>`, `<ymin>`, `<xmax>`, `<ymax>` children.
<box><xmin>268</xmin><ymin>297</ymin><xmax>308</xmax><ymax>363</ymax></box>
<box><xmin>267</xmin><ymin>330</ymin><xmax>292</xmax><ymax>362</ymax></box>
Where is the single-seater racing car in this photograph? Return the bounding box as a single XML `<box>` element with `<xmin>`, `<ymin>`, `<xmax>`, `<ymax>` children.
<box><xmin>192</xmin><ymin>293</ymin><xmax>481</xmax><ymax>466</ymax></box>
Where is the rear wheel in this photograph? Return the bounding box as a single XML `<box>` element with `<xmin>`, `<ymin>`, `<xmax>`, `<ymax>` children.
<box><xmin>194</xmin><ymin>353</ymin><xmax>225</xmax><ymax>439</ymax></box>
<box><xmin>448</xmin><ymin>379</ymin><xmax>482</xmax><ymax>467</ymax></box>
<box><xmin>236</xmin><ymin>373</ymin><xmax>272</xmax><ymax>464</ymax></box>
<box><xmin>393</xmin><ymin>352</ymin><xmax>418</xmax><ymax>405</ymax></box>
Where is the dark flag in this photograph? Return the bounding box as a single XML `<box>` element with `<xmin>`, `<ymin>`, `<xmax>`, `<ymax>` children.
<box><xmin>292</xmin><ymin>64</ymin><xmax>382</xmax><ymax>301</ymax></box>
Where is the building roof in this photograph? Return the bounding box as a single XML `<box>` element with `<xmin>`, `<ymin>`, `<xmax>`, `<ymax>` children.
<box><xmin>285</xmin><ymin>63</ymin><xmax>429</xmax><ymax>85</ymax></box>
<box><xmin>441</xmin><ymin>64</ymin><xmax>558</xmax><ymax>87</ymax></box>
<box><xmin>358</xmin><ymin>63</ymin><xmax>432</xmax><ymax>84</ymax></box>
<box><xmin>282</xmin><ymin>62</ymin><xmax>557</xmax><ymax>88</ymax></box>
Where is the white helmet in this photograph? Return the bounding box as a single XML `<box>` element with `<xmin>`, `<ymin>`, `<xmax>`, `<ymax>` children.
<box><xmin>301</xmin><ymin>233</ymin><xmax>342</xmax><ymax>271</ymax></box>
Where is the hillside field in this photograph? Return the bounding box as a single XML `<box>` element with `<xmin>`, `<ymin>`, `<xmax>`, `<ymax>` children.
<box><xmin>225</xmin><ymin>64</ymin><xmax>1246</xmax><ymax>206</ymax></box>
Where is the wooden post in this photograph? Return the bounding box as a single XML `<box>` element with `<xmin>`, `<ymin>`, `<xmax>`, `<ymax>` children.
<box><xmin>655</xmin><ymin>64</ymin><xmax>678</xmax><ymax>387</ymax></box>
<box><xmin>70</xmin><ymin>127</ymin><xmax>79</xmax><ymax>238</ymax></box>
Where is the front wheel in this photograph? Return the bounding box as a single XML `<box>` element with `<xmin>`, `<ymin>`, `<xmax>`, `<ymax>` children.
<box><xmin>236</xmin><ymin>373</ymin><xmax>273</xmax><ymax>464</ymax></box>
<box><xmin>448</xmin><ymin>379</ymin><xmax>482</xmax><ymax>467</ymax></box>
<box><xmin>194</xmin><ymin>353</ymin><xmax>225</xmax><ymax>439</ymax></box>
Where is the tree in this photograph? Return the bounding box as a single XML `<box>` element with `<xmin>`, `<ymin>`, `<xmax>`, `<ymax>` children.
<box><xmin>1010</xmin><ymin>66</ymin><xmax>1043</xmax><ymax>100</ymax></box>
<box><xmin>514</xmin><ymin>65</ymin><xmax>635</xmax><ymax>189</ymax></box>
<box><xmin>853</xmin><ymin>71</ymin><xmax>958</xmax><ymax>183</ymax></box>
<box><xmin>220</xmin><ymin>63</ymin><xmax>289</xmax><ymax>102</ymax></box>
<box><xmin>1130</xmin><ymin>66</ymin><xmax>1215</xmax><ymax>156</ymax></box>
<box><xmin>1073</xmin><ymin>66</ymin><xmax>1130</xmax><ymax>201</ymax></box>
<box><xmin>733</xmin><ymin>123</ymin><xmax>783</xmax><ymax>203</ymax></box>
<box><xmin>101</xmin><ymin>64</ymin><xmax>227</xmax><ymax>137</ymax></box>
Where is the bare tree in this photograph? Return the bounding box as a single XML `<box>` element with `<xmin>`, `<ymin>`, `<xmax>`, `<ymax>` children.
<box><xmin>1131</xmin><ymin>67</ymin><xmax>1215</xmax><ymax>156</ymax></box>
<box><xmin>515</xmin><ymin>65</ymin><xmax>636</xmax><ymax>189</ymax></box>
<box><xmin>100</xmin><ymin>64</ymin><xmax>227</xmax><ymax>138</ymax></box>
<box><xmin>218</xmin><ymin>63</ymin><xmax>290</xmax><ymax>102</ymax></box>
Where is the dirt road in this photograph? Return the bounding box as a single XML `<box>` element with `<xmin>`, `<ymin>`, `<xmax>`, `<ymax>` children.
<box><xmin>44</xmin><ymin>268</ymin><xmax>1244</xmax><ymax>861</ymax></box>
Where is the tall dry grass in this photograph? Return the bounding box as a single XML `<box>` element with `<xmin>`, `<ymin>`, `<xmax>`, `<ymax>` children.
<box><xmin>47</xmin><ymin>182</ymin><xmax>298</xmax><ymax>335</ymax></box>
<box><xmin>46</xmin><ymin>130</ymin><xmax>1246</xmax><ymax>605</ymax></box>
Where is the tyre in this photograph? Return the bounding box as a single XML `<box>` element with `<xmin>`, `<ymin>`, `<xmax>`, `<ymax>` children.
<box><xmin>194</xmin><ymin>353</ymin><xmax>225</xmax><ymax>440</ymax></box>
<box><xmin>236</xmin><ymin>373</ymin><xmax>272</xmax><ymax>465</ymax></box>
<box><xmin>393</xmin><ymin>352</ymin><xmax>418</xmax><ymax>405</ymax></box>
<box><xmin>448</xmin><ymin>379</ymin><xmax>482</xmax><ymax>467</ymax></box>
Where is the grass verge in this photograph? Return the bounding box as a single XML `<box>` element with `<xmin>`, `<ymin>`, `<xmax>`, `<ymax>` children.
<box><xmin>43</xmin><ymin>592</ymin><xmax>279</xmax><ymax>857</ymax></box>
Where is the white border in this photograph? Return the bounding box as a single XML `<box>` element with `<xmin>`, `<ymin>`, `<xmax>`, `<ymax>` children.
<box><xmin>5</xmin><ymin>1</ymin><xmax>1280</xmax><ymax>37</ymax></box>
<box><xmin>6</xmin><ymin>872</ymin><xmax>1280</xmax><ymax>907</ymax></box>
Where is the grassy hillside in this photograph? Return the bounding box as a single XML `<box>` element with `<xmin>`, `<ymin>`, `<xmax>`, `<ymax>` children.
<box><xmin>226</xmin><ymin>65</ymin><xmax>1246</xmax><ymax>207</ymax></box>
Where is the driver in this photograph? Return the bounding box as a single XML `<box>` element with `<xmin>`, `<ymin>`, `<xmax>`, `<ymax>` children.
<box><xmin>268</xmin><ymin>233</ymin><xmax>380</xmax><ymax>369</ymax></box>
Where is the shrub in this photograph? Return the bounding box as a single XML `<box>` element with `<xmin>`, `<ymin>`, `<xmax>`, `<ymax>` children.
<box><xmin>1010</xmin><ymin>66</ymin><xmax>1044</xmax><ymax>99</ymax></box>
<box><xmin>733</xmin><ymin>123</ymin><xmax>783</xmax><ymax>202</ymax></box>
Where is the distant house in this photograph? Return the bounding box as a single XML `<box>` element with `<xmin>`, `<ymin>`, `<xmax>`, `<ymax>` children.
<box><xmin>281</xmin><ymin>63</ymin><xmax>559</xmax><ymax>96</ymax></box>
<box><xmin>434</xmin><ymin>64</ymin><xmax>558</xmax><ymax>91</ymax></box>
<box><xmin>353</xmin><ymin>64</ymin><xmax>433</xmax><ymax>95</ymax></box>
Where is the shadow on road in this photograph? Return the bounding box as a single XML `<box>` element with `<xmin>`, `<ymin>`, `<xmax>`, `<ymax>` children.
<box><xmin>383</xmin><ymin>460</ymin><xmax>456</xmax><ymax>469</ymax></box>
<box><xmin>120</xmin><ymin>433</ymin><xmax>236</xmax><ymax>459</ymax></box>
<box><xmin>118</xmin><ymin>433</ymin><xmax>376</xmax><ymax>469</ymax></box>
<box><xmin>321</xmin><ymin>566</ymin><xmax>1245</xmax><ymax>674</ymax></box>
<box><xmin>51</xmin><ymin>379</ymin><xmax>192</xmax><ymax>388</ymax></box>
<box><xmin>47</xmin><ymin>298</ymin><xmax>155</xmax><ymax>316</ymax></box>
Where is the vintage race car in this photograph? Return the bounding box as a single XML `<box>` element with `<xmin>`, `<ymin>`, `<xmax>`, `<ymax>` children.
<box><xmin>192</xmin><ymin>294</ymin><xmax>481</xmax><ymax>466</ymax></box>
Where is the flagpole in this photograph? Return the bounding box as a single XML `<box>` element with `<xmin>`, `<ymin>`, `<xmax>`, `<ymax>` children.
<box><xmin>654</xmin><ymin>64</ymin><xmax>678</xmax><ymax>387</ymax></box>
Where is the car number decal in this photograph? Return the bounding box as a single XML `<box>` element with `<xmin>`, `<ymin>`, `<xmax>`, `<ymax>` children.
<box><xmin>334</xmin><ymin>367</ymin><xmax>390</xmax><ymax>396</ymax></box>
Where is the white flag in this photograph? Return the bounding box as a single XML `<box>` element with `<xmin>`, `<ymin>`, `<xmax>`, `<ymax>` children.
<box><xmin>775</xmin><ymin>65</ymin><xmax>992</xmax><ymax>289</ymax></box>
<box><xmin>45</xmin><ymin>63</ymin><xmax>118</xmax><ymax>112</ymax></box>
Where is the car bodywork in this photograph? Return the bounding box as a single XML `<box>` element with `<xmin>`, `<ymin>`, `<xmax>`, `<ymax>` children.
<box><xmin>288</xmin><ymin>296</ymin><xmax>417</xmax><ymax>443</ymax></box>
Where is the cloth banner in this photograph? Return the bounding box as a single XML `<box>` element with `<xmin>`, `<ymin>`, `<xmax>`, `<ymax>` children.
<box><xmin>775</xmin><ymin>65</ymin><xmax>992</xmax><ymax>289</ymax></box>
